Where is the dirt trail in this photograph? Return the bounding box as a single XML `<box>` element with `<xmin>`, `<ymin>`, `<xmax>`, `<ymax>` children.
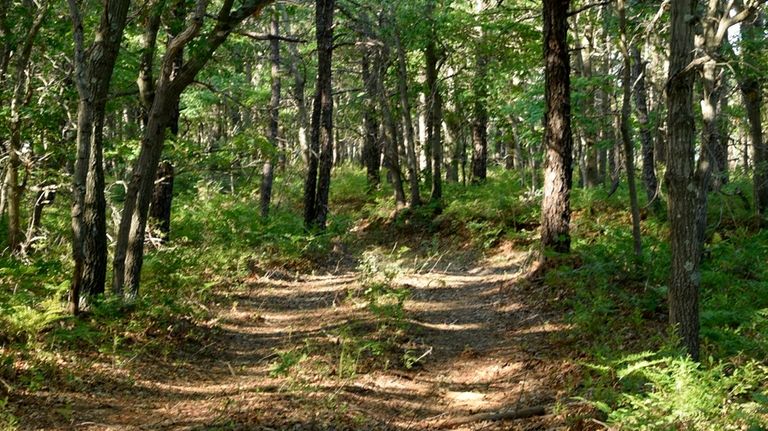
<box><xmin>18</xmin><ymin>247</ymin><xmax>576</xmax><ymax>430</ymax></box>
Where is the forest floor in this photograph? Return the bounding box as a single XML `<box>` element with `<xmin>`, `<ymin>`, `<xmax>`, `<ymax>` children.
<box><xmin>12</xmin><ymin>225</ymin><xmax>591</xmax><ymax>430</ymax></box>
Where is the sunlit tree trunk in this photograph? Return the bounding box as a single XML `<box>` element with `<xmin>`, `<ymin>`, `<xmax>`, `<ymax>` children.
<box><xmin>261</xmin><ymin>9</ymin><xmax>281</xmax><ymax>218</ymax></box>
<box><xmin>540</xmin><ymin>0</ymin><xmax>572</xmax><ymax>253</ymax></box>
<box><xmin>426</xmin><ymin>0</ymin><xmax>443</xmax><ymax>202</ymax></box>
<box><xmin>394</xmin><ymin>23</ymin><xmax>421</xmax><ymax>207</ymax></box>
<box><xmin>361</xmin><ymin>49</ymin><xmax>381</xmax><ymax>191</ymax></box>
<box><xmin>631</xmin><ymin>46</ymin><xmax>658</xmax><ymax>204</ymax></box>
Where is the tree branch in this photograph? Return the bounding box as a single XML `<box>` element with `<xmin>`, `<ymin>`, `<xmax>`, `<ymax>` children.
<box><xmin>236</xmin><ymin>31</ymin><xmax>306</xmax><ymax>43</ymax></box>
<box><xmin>567</xmin><ymin>0</ymin><xmax>614</xmax><ymax>17</ymax></box>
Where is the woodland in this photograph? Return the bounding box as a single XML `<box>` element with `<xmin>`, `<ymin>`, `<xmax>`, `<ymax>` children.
<box><xmin>0</xmin><ymin>0</ymin><xmax>767</xmax><ymax>429</ymax></box>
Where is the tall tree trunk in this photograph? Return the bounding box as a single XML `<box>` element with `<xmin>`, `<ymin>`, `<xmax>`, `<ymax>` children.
<box><xmin>631</xmin><ymin>46</ymin><xmax>658</xmax><ymax>204</ymax></box>
<box><xmin>376</xmin><ymin>50</ymin><xmax>407</xmax><ymax>208</ymax></box>
<box><xmin>618</xmin><ymin>0</ymin><xmax>642</xmax><ymax>257</ymax></box>
<box><xmin>470</xmin><ymin>0</ymin><xmax>488</xmax><ymax>184</ymax></box>
<box><xmin>361</xmin><ymin>49</ymin><xmax>381</xmax><ymax>191</ymax></box>
<box><xmin>67</xmin><ymin>0</ymin><xmax>126</xmax><ymax>313</ymax></box>
<box><xmin>303</xmin><ymin>0</ymin><xmax>335</xmax><ymax>229</ymax></box>
<box><xmin>261</xmin><ymin>9</ymin><xmax>281</xmax><ymax>218</ymax></box>
<box><xmin>282</xmin><ymin>7</ymin><xmax>309</xmax><ymax>164</ymax></box>
<box><xmin>715</xmin><ymin>72</ymin><xmax>729</xmax><ymax>187</ymax></box>
<box><xmin>426</xmin><ymin>0</ymin><xmax>442</xmax><ymax>202</ymax></box>
<box><xmin>575</xmin><ymin>18</ymin><xmax>599</xmax><ymax>188</ymax></box>
<box><xmin>394</xmin><ymin>24</ymin><xmax>421</xmax><ymax>207</ymax></box>
<box><xmin>666</xmin><ymin>0</ymin><xmax>706</xmax><ymax>360</ymax></box>
<box><xmin>6</xmin><ymin>5</ymin><xmax>46</xmax><ymax>253</ymax></box>
<box><xmin>540</xmin><ymin>0</ymin><xmax>572</xmax><ymax>254</ymax></box>
<box><xmin>150</xmin><ymin>0</ymin><xmax>184</xmax><ymax>242</ymax></box>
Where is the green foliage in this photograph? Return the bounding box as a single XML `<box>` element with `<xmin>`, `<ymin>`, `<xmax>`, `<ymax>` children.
<box><xmin>0</xmin><ymin>398</ymin><xmax>18</xmax><ymax>431</ymax></box>
<box><xmin>269</xmin><ymin>349</ymin><xmax>308</xmax><ymax>378</ymax></box>
<box><xmin>552</xmin><ymin>178</ymin><xmax>768</xmax><ymax>429</ymax></box>
<box><xmin>608</xmin><ymin>355</ymin><xmax>768</xmax><ymax>430</ymax></box>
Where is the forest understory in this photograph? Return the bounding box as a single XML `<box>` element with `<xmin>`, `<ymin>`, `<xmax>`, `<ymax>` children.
<box><xmin>2</xmin><ymin>0</ymin><xmax>768</xmax><ymax>429</ymax></box>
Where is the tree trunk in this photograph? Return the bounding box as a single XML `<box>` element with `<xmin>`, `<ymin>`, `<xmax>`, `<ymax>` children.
<box><xmin>426</xmin><ymin>0</ymin><xmax>443</xmax><ymax>202</ymax></box>
<box><xmin>149</xmin><ymin>161</ymin><xmax>174</xmax><ymax>239</ymax></box>
<box><xmin>261</xmin><ymin>9</ymin><xmax>281</xmax><ymax>218</ymax></box>
<box><xmin>631</xmin><ymin>46</ymin><xmax>658</xmax><ymax>204</ymax></box>
<box><xmin>67</xmin><ymin>0</ymin><xmax>127</xmax><ymax>313</ymax></box>
<box><xmin>376</xmin><ymin>49</ymin><xmax>407</xmax><ymax>208</ymax></box>
<box><xmin>6</xmin><ymin>5</ymin><xmax>46</xmax><ymax>253</ymax></box>
<box><xmin>575</xmin><ymin>18</ymin><xmax>599</xmax><ymax>188</ymax></box>
<box><xmin>540</xmin><ymin>0</ymin><xmax>573</xmax><ymax>254</ymax></box>
<box><xmin>303</xmin><ymin>0</ymin><xmax>335</xmax><ymax>229</ymax></box>
<box><xmin>281</xmin><ymin>7</ymin><xmax>309</xmax><ymax>164</ymax></box>
<box><xmin>361</xmin><ymin>49</ymin><xmax>381</xmax><ymax>191</ymax></box>
<box><xmin>149</xmin><ymin>0</ymin><xmax>184</xmax><ymax>241</ymax></box>
<box><xmin>23</xmin><ymin>184</ymin><xmax>56</xmax><ymax>253</ymax></box>
<box><xmin>666</xmin><ymin>0</ymin><xmax>706</xmax><ymax>360</ymax></box>
<box><xmin>114</xmin><ymin>0</ymin><xmax>275</xmax><ymax>298</ymax></box>
<box><xmin>618</xmin><ymin>0</ymin><xmax>642</xmax><ymax>258</ymax></box>
<box><xmin>470</xmin><ymin>0</ymin><xmax>488</xmax><ymax>184</ymax></box>
<box><xmin>394</xmin><ymin>24</ymin><xmax>421</xmax><ymax>207</ymax></box>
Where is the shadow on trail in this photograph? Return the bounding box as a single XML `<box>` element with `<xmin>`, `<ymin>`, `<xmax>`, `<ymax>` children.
<box><xmin>14</xmin><ymin>244</ymin><xmax>576</xmax><ymax>430</ymax></box>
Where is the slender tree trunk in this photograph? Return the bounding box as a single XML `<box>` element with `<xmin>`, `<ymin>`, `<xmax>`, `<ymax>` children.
<box><xmin>303</xmin><ymin>0</ymin><xmax>335</xmax><ymax>229</ymax></box>
<box><xmin>575</xmin><ymin>19</ymin><xmax>599</xmax><ymax>188</ymax></box>
<box><xmin>6</xmin><ymin>5</ymin><xmax>46</xmax><ymax>253</ymax></box>
<box><xmin>376</xmin><ymin>50</ymin><xmax>407</xmax><ymax>208</ymax></box>
<box><xmin>426</xmin><ymin>0</ymin><xmax>443</xmax><ymax>202</ymax></box>
<box><xmin>394</xmin><ymin>25</ymin><xmax>421</xmax><ymax>207</ymax></box>
<box><xmin>282</xmin><ymin>7</ymin><xmax>309</xmax><ymax>164</ymax></box>
<box><xmin>261</xmin><ymin>9</ymin><xmax>281</xmax><ymax>218</ymax></box>
<box><xmin>666</xmin><ymin>0</ymin><xmax>706</xmax><ymax>360</ymax></box>
<box><xmin>361</xmin><ymin>49</ymin><xmax>381</xmax><ymax>191</ymax></box>
<box><xmin>716</xmin><ymin>73</ymin><xmax>729</xmax><ymax>186</ymax></box>
<box><xmin>149</xmin><ymin>0</ymin><xmax>184</xmax><ymax>242</ymax></box>
<box><xmin>618</xmin><ymin>0</ymin><xmax>642</xmax><ymax>257</ymax></box>
<box><xmin>470</xmin><ymin>0</ymin><xmax>488</xmax><ymax>184</ymax></box>
<box><xmin>631</xmin><ymin>46</ymin><xmax>658</xmax><ymax>204</ymax></box>
<box><xmin>540</xmin><ymin>0</ymin><xmax>573</xmax><ymax>254</ymax></box>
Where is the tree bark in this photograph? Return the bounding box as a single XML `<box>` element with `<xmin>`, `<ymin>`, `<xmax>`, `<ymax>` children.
<box><xmin>303</xmin><ymin>0</ymin><xmax>335</xmax><ymax>229</ymax></box>
<box><xmin>261</xmin><ymin>9</ymin><xmax>281</xmax><ymax>218</ymax></box>
<box><xmin>540</xmin><ymin>0</ymin><xmax>573</xmax><ymax>254</ymax></box>
<box><xmin>470</xmin><ymin>0</ymin><xmax>488</xmax><ymax>184</ymax></box>
<box><xmin>375</xmin><ymin>49</ymin><xmax>407</xmax><ymax>208</ymax></box>
<box><xmin>666</xmin><ymin>0</ymin><xmax>706</xmax><ymax>360</ymax></box>
<box><xmin>631</xmin><ymin>46</ymin><xmax>658</xmax><ymax>204</ymax></box>
<box><xmin>6</xmin><ymin>4</ymin><xmax>46</xmax><ymax>253</ymax></box>
<box><xmin>282</xmin><ymin>7</ymin><xmax>309</xmax><ymax>164</ymax></box>
<box><xmin>67</xmin><ymin>0</ymin><xmax>127</xmax><ymax>313</ymax></box>
<box><xmin>394</xmin><ymin>23</ymin><xmax>421</xmax><ymax>207</ymax></box>
<box><xmin>361</xmin><ymin>48</ymin><xmax>381</xmax><ymax>191</ymax></box>
<box><xmin>426</xmin><ymin>0</ymin><xmax>443</xmax><ymax>202</ymax></box>
<box><xmin>618</xmin><ymin>0</ymin><xmax>642</xmax><ymax>258</ymax></box>
<box><xmin>149</xmin><ymin>0</ymin><xmax>184</xmax><ymax>242</ymax></box>
<box><xmin>149</xmin><ymin>161</ymin><xmax>174</xmax><ymax>239</ymax></box>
